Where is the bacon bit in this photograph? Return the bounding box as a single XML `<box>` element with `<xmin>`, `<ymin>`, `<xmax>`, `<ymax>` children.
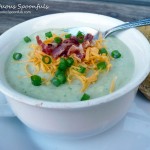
<box><xmin>52</xmin><ymin>42</ymin><xmax>83</xmax><ymax>59</ymax></box>
<box><xmin>36</xmin><ymin>34</ymin><xmax>94</xmax><ymax>59</ymax></box>
<box><xmin>67</xmin><ymin>45</ymin><xmax>79</xmax><ymax>55</ymax></box>
<box><xmin>36</xmin><ymin>36</ymin><xmax>42</xmax><ymax>45</ymax></box>
<box><xmin>82</xmin><ymin>33</ymin><xmax>94</xmax><ymax>49</ymax></box>
<box><xmin>82</xmin><ymin>40</ymin><xmax>91</xmax><ymax>49</ymax></box>
<box><xmin>51</xmin><ymin>43</ymin><xmax>71</xmax><ymax>58</ymax></box>
<box><xmin>84</xmin><ymin>33</ymin><xmax>93</xmax><ymax>42</ymax></box>
<box><xmin>67</xmin><ymin>44</ymin><xmax>85</xmax><ymax>60</ymax></box>
<box><xmin>63</xmin><ymin>36</ymin><xmax>79</xmax><ymax>46</ymax></box>
<box><xmin>36</xmin><ymin>36</ymin><xmax>52</xmax><ymax>55</ymax></box>
<box><xmin>76</xmin><ymin>52</ymin><xmax>85</xmax><ymax>60</ymax></box>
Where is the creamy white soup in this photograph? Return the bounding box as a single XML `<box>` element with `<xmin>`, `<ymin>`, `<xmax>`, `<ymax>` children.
<box><xmin>5</xmin><ymin>28</ymin><xmax>135</xmax><ymax>102</ymax></box>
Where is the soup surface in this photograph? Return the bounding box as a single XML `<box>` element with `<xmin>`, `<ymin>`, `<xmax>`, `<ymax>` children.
<box><xmin>5</xmin><ymin>28</ymin><xmax>135</xmax><ymax>102</ymax></box>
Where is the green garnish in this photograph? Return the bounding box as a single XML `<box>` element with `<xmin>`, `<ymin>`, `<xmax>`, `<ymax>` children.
<box><xmin>81</xmin><ymin>93</ymin><xmax>90</xmax><ymax>101</ymax></box>
<box><xmin>13</xmin><ymin>53</ymin><xmax>22</xmax><ymax>60</ymax></box>
<box><xmin>42</xmin><ymin>56</ymin><xmax>51</xmax><ymax>64</ymax></box>
<box><xmin>24</xmin><ymin>36</ymin><xmax>31</xmax><ymax>43</ymax></box>
<box><xmin>99</xmin><ymin>48</ymin><xmax>108</xmax><ymax>55</ymax></box>
<box><xmin>31</xmin><ymin>75</ymin><xmax>42</xmax><ymax>86</ymax></box>
<box><xmin>58</xmin><ymin>58</ymin><xmax>68</xmax><ymax>71</ymax></box>
<box><xmin>65</xmin><ymin>34</ymin><xmax>71</xmax><ymax>39</ymax></box>
<box><xmin>78</xmin><ymin>38</ymin><xmax>84</xmax><ymax>43</ymax></box>
<box><xmin>76</xmin><ymin>31</ymin><xmax>84</xmax><ymax>43</ymax></box>
<box><xmin>66</xmin><ymin>57</ymin><xmax>74</xmax><ymax>67</ymax></box>
<box><xmin>53</xmin><ymin>58</ymin><xmax>72</xmax><ymax>86</ymax></box>
<box><xmin>54</xmin><ymin>37</ymin><xmax>62</xmax><ymax>44</ymax></box>
<box><xmin>55</xmin><ymin>69</ymin><xmax>65</xmax><ymax>77</ymax></box>
<box><xmin>57</xmin><ymin>73</ymin><xmax>67</xmax><ymax>84</ymax></box>
<box><xmin>76</xmin><ymin>31</ymin><xmax>84</xmax><ymax>38</ymax></box>
<box><xmin>97</xmin><ymin>62</ymin><xmax>107</xmax><ymax>70</ymax></box>
<box><xmin>45</xmin><ymin>31</ymin><xmax>52</xmax><ymax>38</ymax></box>
<box><xmin>51</xmin><ymin>77</ymin><xmax>61</xmax><ymax>87</ymax></box>
<box><xmin>78</xmin><ymin>66</ymin><xmax>86</xmax><ymax>73</ymax></box>
<box><xmin>52</xmin><ymin>69</ymin><xmax>66</xmax><ymax>86</ymax></box>
<box><xmin>111</xmin><ymin>50</ymin><xmax>121</xmax><ymax>59</ymax></box>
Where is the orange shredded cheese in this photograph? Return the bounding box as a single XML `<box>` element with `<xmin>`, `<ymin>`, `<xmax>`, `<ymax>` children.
<box><xmin>22</xmin><ymin>33</ymin><xmax>112</xmax><ymax>92</ymax></box>
<box><xmin>43</xmin><ymin>34</ymin><xmax>57</xmax><ymax>45</ymax></box>
<box><xmin>109</xmin><ymin>76</ymin><xmax>118</xmax><ymax>93</ymax></box>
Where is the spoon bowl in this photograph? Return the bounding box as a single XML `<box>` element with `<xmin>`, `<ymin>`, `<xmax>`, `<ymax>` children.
<box><xmin>64</xmin><ymin>18</ymin><xmax>150</xmax><ymax>38</ymax></box>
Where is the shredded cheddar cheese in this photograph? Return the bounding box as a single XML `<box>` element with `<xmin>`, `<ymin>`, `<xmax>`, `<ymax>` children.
<box><xmin>109</xmin><ymin>76</ymin><xmax>118</xmax><ymax>93</ymax></box>
<box><xmin>21</xmin><ymin>33</ymin><xmax>112</xmax><ymax>92</ymax></box>
<box><xmin>43</xmin><ymin>34</ymin><xmax>57</xmax><ymax>45</ymax></box>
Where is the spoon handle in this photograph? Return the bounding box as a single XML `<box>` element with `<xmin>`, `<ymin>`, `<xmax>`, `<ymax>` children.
<box><xmin>104</xmin><ymin>18</ymin><xmax>150</xmax><ymax>38</ymax></box>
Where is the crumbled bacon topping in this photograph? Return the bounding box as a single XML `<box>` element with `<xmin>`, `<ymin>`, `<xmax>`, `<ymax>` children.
<box><xmin>36</xmin><ymin>33</ymin><xmax>94</xmax><ymax>59</ymax></box>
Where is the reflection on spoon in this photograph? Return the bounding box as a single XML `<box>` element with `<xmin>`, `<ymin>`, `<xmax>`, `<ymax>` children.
<box><xmin>64</xmin><ymin>18</ymin><xmax>150</xmax><ymax>38</ymax></box>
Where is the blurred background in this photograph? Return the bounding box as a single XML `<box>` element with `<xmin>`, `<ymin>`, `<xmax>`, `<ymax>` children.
<box><xmin>0</xmin><ymin>0</ymin><xmax>150</xmax><ymax>35</ymax></box>
<box><xmin>59</xmin><ymin>0</ymin><xmax>150</xmax><ymax>6</ymax></box>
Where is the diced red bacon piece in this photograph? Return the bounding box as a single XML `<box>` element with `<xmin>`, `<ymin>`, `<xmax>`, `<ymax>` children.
<box><xmin>36</xmin><ymin>36</ymin><xmax>53</xmax><ymax>55</ymax></box>
<box><xmin>36</xmin><ymin>33</ymin><xmax>93</xmax><ymax>59</ymax></box>
<box><xmin>51</xmin><ymin>43</ymin><xmax>72</xmax><ymax>58</ymax></box>
<box><xmin>67</xmin><ymin>44</ymin><xmax>85</xmax><ymax>60</ymax></box>
<box><xmin>84</xmin><ymin>33</ymin><xmax>94</xmax><ymax>42</ymax></box>
<box><xmin>82</xmin><ymin>40</ymin><xmax>91</xmax><ymax>49</ymax></box>
<box><xmin>63</xmin><ymin>36</ymin><xmax>79</xmax><ymax>46</ymax></box>
<box><xmin>76</xmin><ymin>52</ymin><xmax>85</xmax><ymax>60</ymax></box>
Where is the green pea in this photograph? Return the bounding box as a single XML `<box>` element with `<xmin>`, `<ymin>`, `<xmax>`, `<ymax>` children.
<box><xmin>58</xmin><ymin>58</ymin><xmax>68</xmax><ymax>70</ymax></box>
<box><xmin>13</xmin><ymin>53</ymin><xmax>22</xmax><ymax>60</ymax></box>
<box><xmin>45</xmin><ymin>31</ymin><xmax>52</xmax><ymax>38</ymax></box>
<box><xmin>97</xmin><ymin>62</ymin><xmax>107</xmax><ymax>70</ymax></box>
<box><xmin>24</xmin><ymin>36</ymin><xmax>31</xmax><ymax>43</ymax></box>
<box><xmin>78</xmin><ymin>66</ymin><xmax>86</xmax><ymax>73</ymax></box>
<box><xmin>99</xmin><ymin>48</ymin><xmax>108</xmax><ymax>55</ymax></box>
<box><xmin>57</xmin><ymin>73</ymin><xmax>67</xmax><ymax>84</ymax></box>
<box><xmin>31</xmin><ymin>75</ymin><xmax>42</xmax><ymax>86</ymax></box>
<box><xmin>81</xmin><ymin>93</ymin><xmax>90</xmax><ymax>101</ymax></box>
<box><xmin>54</xmin><ymin>37</ymin><xmax>62</xmax><ymax>44</ymax></box>
<box><xmin>65</xmin><ymin>34</ymin><xmax>71</xmax><ymax>38</ymax></box>
<box><xmin>55</xmin><ymin>69</ymin><xmax>65</xmax><ymax>77</ymax></box>
<box><xmin>66</xmin><ymin>57</ymin><xmax>74</xmax><ymax>67</ymax></box>
<box><xmin>76</xmin><ymin>31</ymin><xmax>84</xmax><ymax>43</ymax></box>
<box><xmin>51</xmin><ymin>77</ymin><xmax>61</xmax><ymax>87</ymax></box>
<box><xmin>111</xmin><ymin>50</ymin><xmax>121</xmax><ymax>59</ymax></box>
<box><xmin>42</xmin><ymin>56</ymin><xmax>51</xmax><ymax>64</ymax></box>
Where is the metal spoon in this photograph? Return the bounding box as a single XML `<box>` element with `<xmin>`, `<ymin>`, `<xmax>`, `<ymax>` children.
<box><xmin>64</xmin><ymin>18</ymin><xmax>150</xmax><ymax>38</ymax></box>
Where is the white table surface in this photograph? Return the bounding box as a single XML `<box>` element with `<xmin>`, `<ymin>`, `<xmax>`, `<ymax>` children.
<box><xmin>0</xmin><ymin>91</ymin><xmax>150</xmax><ymax>150</ymax></box>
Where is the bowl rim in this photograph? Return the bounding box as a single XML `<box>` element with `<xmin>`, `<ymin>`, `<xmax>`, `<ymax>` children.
<box><xmin>0</xmin><ymin>12</ymin><xmax>150</xmax><ymax>109</ymax></box>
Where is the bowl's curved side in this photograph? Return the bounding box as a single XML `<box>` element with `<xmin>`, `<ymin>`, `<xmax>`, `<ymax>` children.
<box><xmin>6</xmin><ymin>87</ymin><xmax>137</xmax><ymax>138</ymax></box>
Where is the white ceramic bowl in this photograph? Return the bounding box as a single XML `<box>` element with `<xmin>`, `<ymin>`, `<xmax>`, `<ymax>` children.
<box><xmin>0</xmin><ymin>12</ymin><xmax>150</xmax><ymax>138</ymax></box>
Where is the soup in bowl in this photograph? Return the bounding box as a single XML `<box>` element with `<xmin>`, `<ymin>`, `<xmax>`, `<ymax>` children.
<box><xmin>5</xmin><ymin>28</ymin><xmax>135</xmax><ymax>102</ymax></box>
<box><xmin>0</xmin><ymin>13</ymin><xmax>150</xmax><ymax>138</ymax></box>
